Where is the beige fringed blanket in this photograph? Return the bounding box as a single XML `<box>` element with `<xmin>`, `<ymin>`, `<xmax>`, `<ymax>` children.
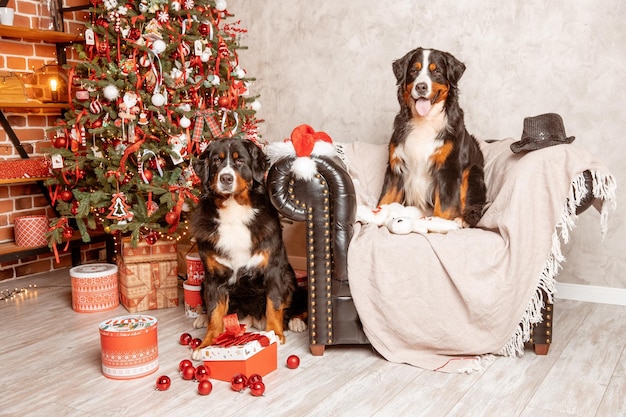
<box><xmin>342</xmin><ymin>138</ymin><xmax>616</xmax><ymax>373</ymax></box>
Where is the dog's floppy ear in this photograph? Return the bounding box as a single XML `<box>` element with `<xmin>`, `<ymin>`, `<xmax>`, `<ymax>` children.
<box><xmin>442</xmin><ymin>51</ymin><xmax>466</xmax><ymax>87</ymax></box>
<box><xmin>241</xmin><ymin>139</ymin><xmax>268</xmax><ymax>184</ymax></box>
<box><xmin>392</xmin><ymin>47</ymin><xmax>421</xmax><ymax>84</ymax></box>
<box><xmin>193</xmin><ymin>147</ymin><xmax>210</xmax><ymax>185</ymax></box>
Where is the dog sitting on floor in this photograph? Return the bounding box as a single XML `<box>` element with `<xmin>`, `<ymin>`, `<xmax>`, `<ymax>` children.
<box><xmin>189</xmin><ymin>138</ymin><xmax>307</xmax><ymax>359</ymax></box>
<box><xmin>378</xmin><ymin>47</ymin><xmax>486</xmax><ymax>227</ymax></box>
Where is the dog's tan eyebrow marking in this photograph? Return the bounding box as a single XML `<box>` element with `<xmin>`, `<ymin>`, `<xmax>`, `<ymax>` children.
<box><xmin>232</xmin><ymin>151</ymin><xmax>239</xmax><ymax>159</ymax></box>
<box><xmin>218</xmin><ymin>152</ymin><xmax>225</xmax><ymax>159</ymax></box>
<box><xmin>415</xmin><ymin>62</ymin><xmax>422</xmax><ymax>70</ymax></box>
<box><xmin>429</xmin><ymin>63</ymin><xmax>437</xmax><ymax>72</ymax></box>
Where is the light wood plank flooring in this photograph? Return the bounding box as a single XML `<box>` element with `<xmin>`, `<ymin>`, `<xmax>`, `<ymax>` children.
<box><xmin>0</xmin><ymin>269</ymin><xmax>624</xmax><ymax>417</ymax></box>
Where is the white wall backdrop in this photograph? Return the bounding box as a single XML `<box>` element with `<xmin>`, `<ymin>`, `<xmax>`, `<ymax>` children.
<box><xmin>229</xmin><ymin>0</ymin><xmax>625</xmax><ymax>289</ymax></box>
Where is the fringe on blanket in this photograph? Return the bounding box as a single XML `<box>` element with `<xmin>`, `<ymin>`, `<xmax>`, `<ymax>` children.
<box><xmin>498</xmin><ymin>171</ymin><xmax>617</xmax><ymax>358</ymax></box>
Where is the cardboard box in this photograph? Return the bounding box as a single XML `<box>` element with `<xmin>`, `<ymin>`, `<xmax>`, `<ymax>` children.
<box><xmin>200</xmin><ymin>331</ymin><xmax>278</xmax><ymax>381</ymax></box>
<box><xmin>118</xmin><ymin>239</ymin><xmax>179</xmax><ymax>313</ymax></box>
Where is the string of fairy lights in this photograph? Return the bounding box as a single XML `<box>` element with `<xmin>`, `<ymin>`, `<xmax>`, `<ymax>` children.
<box><xmin>0</xmin><ymin>284</ymin><xmax>37</xmax><ymax>303</ymax></box>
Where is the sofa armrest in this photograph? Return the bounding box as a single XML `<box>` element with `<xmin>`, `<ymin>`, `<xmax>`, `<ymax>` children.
<box><xmin>268</xmin><ymin>155</ymin><xmax>356</xmax><ymax>281</ymax></box>
<box><xmin>267</xmin><ymin>155</ymin><xmax>358</xmax><ymax>348</ymax></box>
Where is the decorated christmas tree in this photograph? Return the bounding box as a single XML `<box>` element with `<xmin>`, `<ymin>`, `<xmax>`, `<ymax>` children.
<box><xmin>45</xmin><ymin>0</ymin><xmax>261</xmax><ymax>253</ymax></box>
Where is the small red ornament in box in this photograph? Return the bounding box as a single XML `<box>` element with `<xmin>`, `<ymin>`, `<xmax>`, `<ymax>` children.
<box><xmin>14</xmin><ymin>215</ymin><xmax>49</xmax><ymax>247</ymax></box>
<box><xmin>118</xmin><ymin>238</ymin><xmax>179</xmax><ymax>313</ymax></box>
<box><xmin>199</xmin><ymin>314</ymin><xmax>278</xmax><ymax>381</ymax></box>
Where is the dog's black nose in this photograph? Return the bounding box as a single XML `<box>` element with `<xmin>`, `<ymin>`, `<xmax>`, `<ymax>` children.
<box><xmin>415</xmin><ymin>82</ymin><xmax>428</xmax><ymax>95</ymax></box>
<box><xmin>219</xmin><ymin>173</ymin><xmax>234</xmax><ymax>186</ymax></box>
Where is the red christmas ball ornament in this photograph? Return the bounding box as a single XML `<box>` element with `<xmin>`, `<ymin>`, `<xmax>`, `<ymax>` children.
<box><xmin>178</xmin><ymin>359</ymin><xmax>193</xmax><ymax>372</ymax></box>
<box><xmin>62</xmin><ymin>226</ymin><xmax>74</xmax><ymax>240</ymax></box>
<box><xmin>181</xmin><ymin>364</ymin><xmax>196</xmax><ymax>380</ymax></box>
<box><xmin>70</xmin><ymin>201</ymin><xmax>79</xmax><ymax>215</ymax></box>
<box><xmin>286</xmin><ymin>354</ymin><xmax>300</xmax><ymax>369</ymax></box>
<box><xmin>197</xmin><ymin>380</ymin><xmax>213</xmax><ymax>396</ymax></box>
<box><xmin>198</xmin><ymin>22</ymin><xmax>210</xmax><ymax>36</ymax></box>
<box><xmin>165</xmin><ymin>210</ymin><xmax>179</xmax><ymax>225</ymax></box>
<box><xmin>217</xmin><ymin>96</ymin><xmax>230</xmax><ymax>108</ymax></box>
<box><xmin>148</xmin><ymin>156</ymin><xmax>167</xmax><ymax>171</ymax></box>
<box><xmin>155</xmin><ymin>375</ymin><xmax>171</xmax><ymax>391</ymax></box>
<box><xmin>144</xmin><ymin>233</ymin><xmax>158</xmax><ymax>245</ymax></box>
<box><xmin>179</xmin><ymin>333</ymin><xmax>192</xmax><ymax>345</ymax></box>
<box><xmin>194</xmin><ymin>365</ymin><xmax>211</xmax><ymax>382</ymax></box>
<box><xmin>189</xmin><ymin>338</ymin><xmax>202</xmax><ymax>349</ymax></box>
<box><xmin>54</xmin><ymin>136</ymin><xmax>67</xmax><ymax>148</ymax></box>
<box><xmin>59</xmin><ymin>189</ymin><xmax>73</xmax><ymax>202</ymax></box>
<box><xmin>142</xmin><ymin>168</ymin><xmax>153</xmax><ymax>183</ymax></box>
<box><xmin>128</xmin><ymin>27</ymin><xmax>142</xmax><ymax>40</ymax></box>
<box><xmin>230</xmin><ymin>373</ymin><xmax>248</xmax><ymax>392</ymax></box>
<box><xmin>249</xmin><ymin>380</ymin><xmax>265</xmax><ymax>397</ymax></box>
<box><xmin>247</xmin><ymin>373</ymin><xmax>263</xmax><ymax>386</ymax></box>
<box><xmin>97</xmin><ymin>42</ymin><xmax>108</xmax><ymax>55</ymax></box>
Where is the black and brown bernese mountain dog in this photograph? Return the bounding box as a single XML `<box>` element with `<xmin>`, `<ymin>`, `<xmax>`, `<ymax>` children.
<box><xmin>378</xmin><ymin>47</ymin><xmax>486</xmax><ymax>227</ymax></box>
<box><xmin>189</xmin><ymin>138</ymin><xmax>306</xmax><ymax>358</ymax></box>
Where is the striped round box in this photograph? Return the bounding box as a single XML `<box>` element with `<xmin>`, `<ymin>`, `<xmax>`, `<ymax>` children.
<box><xmin>99</xmin><ymin>315</ymin><xmax>159</xmax><ymax>380</ymax></box>
<box><xmin>70</xmin><ymin>263</ymin><xmax>119</xmax><ymax>313</ymax></box>
<box><xmin>14</xmin><ymin>215</ymin><xmax>48</xmax><ymax>247</ymax></box>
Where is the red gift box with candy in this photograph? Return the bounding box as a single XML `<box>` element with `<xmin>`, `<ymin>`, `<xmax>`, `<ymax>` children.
<box><xmin>198</xmin><ymin>314</ymin><xmax>278</xmax><ymax>381</ymax></box>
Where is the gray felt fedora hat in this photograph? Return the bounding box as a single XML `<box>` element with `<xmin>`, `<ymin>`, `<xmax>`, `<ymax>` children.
<box><xmin>510</xmin><ymin>113</ymin><xmax>575</xmax><ymax>154</ymax></box>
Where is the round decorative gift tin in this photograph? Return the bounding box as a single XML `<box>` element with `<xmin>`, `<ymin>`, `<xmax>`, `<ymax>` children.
<box><xmin>70</xmin><ymin>263</ymin><xmax>119</xmax><ymax>313</ymax></box>
<box><xmin>185</xmin><ymin>252</ymin><xmax>204</xmax><ymax>285</ymax></box>
<box><xmin>99</xmin><ymin>315</ymin><xmax>159</xmax><ymax>380</ymax></box>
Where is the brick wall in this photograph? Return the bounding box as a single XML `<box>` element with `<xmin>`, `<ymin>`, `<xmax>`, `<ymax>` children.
<box><xmin>0</xmin><ymin>0</ymin><xmax>103</xmax><ymax>281</ymax></box>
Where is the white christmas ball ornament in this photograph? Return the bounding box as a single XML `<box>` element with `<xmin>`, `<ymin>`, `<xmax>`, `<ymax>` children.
<box><xmin>151</xmin><ymin>39</ymin><xmax>167</xmax><ymax>55</ymax></box>
<box><xmin>250</xmin><ymin>100</ymin><xmax>261</xmax><ymax>112</ymax></box>
<box><xmin>151</xmin><ymin>92</ymin><xmax>166</xmax><ymax>106</ymax></box>
<box><xmin>179</xmin><ymin>116</ymin><xmax>191</xmax><ymax>128</ymax></box>
<box><xmin>235</xmin><ymin>66</ymin><xmax>246</xmax><ymax>78</ymax></box>
<box><xmin>103</xmin><ymin>84</ymin><xmax>120</xmax><ymax>101</ymax></box>
<box><xmin>139</xmin><ymin>55</ymin><xmax>151</xmax><ymax>67</ymax></box>
<box><xmin>210</xmin><ymin>74</ymin><xmax>220</xmax><ymax>85</ymax></box>
<box><xmin>215</xmin><ymin>0</ymin><xmax>227</xmax><ymax>11</ymax></box>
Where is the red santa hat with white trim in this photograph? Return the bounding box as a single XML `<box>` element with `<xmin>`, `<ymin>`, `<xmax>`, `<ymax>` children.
<box><xmin>266</xmin><ymin>124</ymin><xmax>336</xmax><ymax>180</ymax></box>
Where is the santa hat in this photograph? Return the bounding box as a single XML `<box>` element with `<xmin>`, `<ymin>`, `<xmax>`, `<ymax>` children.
<box><xmin>265</xmin><ymin>124</ymin><xmax>336</xmax><ymax>180</ymax></box>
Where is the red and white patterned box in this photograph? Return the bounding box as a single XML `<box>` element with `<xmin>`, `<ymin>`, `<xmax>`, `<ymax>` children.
<box><xmin>99</xmin><ymin>315</ymin><xmax>159</xmax><ymax>380</ymax></box>
<box><xmin>200</xmin><ymin>330</ymin><xmax>279</xmax><ymax>382</ymax></box>
<box><xmin>70</xmin><ymin>263</ymin><xmax>119</xmax><ymax>313</ymax></box>
<box><xmin>118</xmin><ymin>238</ymin><xmax>179</xmax><ymax>313</ymax></box>
<box><xmin>14</xmin><ymin>215</ymin><xmax>49</xmax><ymax>247</ymax></box>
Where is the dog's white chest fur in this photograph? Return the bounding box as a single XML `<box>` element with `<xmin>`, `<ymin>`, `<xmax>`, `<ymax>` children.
<box><xmin>215</xmin><ymin>198</ymin><xmax>259</xmax><ymax>284</ymax></box>
<box><xmin>395</xmin><ymin>102</ymin><xmax>447</xmax><ymax>211</ymax></box>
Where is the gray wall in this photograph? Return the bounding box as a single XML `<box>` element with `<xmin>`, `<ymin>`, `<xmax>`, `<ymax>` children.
<box><xmin>230</xmin><ymin>0</ymin><xmax>625</xmax><ymax>289</ymax></box>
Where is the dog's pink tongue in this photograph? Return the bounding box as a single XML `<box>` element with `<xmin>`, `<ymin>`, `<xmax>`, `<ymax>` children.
<box><xmin>415</xmin><ymin>98</ymin><xmax>432</xmax><ymax>116</ymax></box>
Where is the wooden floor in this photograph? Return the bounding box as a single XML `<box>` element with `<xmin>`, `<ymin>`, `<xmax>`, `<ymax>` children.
<box><xmin>0</xmin><ymin>269</ymin><xmax>624</xmax><ymax>417</ymax></box>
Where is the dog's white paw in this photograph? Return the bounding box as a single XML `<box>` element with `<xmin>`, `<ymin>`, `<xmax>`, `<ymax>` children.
<box><xmin>193</xmin><ymin>315</ymin><xmax>208</xmax><ymax>329</ymax></box>
<box><xmin>288</xmin><ymin>317</ymin><xmax>307</xmax><ymax>333</ymax></box>
<box><xmin>191</xmin><ymin>349</ymin><xmax>203</xmax><ymax>362</ymax></box>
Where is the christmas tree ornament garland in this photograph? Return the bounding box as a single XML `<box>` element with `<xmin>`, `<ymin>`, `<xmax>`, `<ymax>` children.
<box><xmin>46</xmin><ymin>0</ymin><xmax>262</xmax><ymax>253</ymax></box>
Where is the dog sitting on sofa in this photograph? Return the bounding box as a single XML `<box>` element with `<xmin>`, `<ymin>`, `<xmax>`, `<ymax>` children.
<box><xmin>378</xmin><ymin>47</ymin><xmax>487</xmax><ymax>227</ymax></box>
